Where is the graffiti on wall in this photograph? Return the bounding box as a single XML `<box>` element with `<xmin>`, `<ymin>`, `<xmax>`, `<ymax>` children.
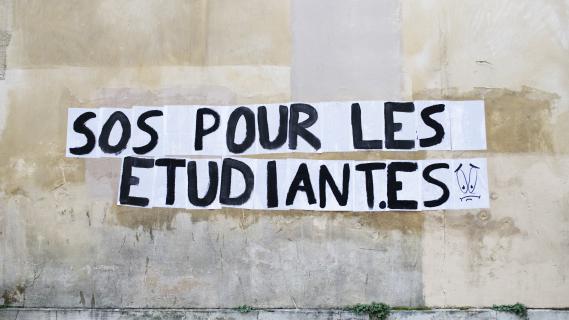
<box><xmin>66</xmin><ymin>101</ymin><xmax>489</xmax><ymax>211</ymax></box>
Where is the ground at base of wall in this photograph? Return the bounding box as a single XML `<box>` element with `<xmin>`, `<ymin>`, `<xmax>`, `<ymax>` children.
<box><xmin>0</xmin><ymin>308</ymin><xmax>568</xmax><ymax>320</ymax></box>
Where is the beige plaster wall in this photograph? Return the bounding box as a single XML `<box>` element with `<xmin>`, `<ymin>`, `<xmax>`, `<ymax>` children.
<box><xmin>0</xmin><ymin>0</ymin><xmax>568</xmax><ymax>309</ymax></box>
<box><xmin>402</xmin><ymin>0</ymin><xmax>569</xmax><ymax>306</ymax></box>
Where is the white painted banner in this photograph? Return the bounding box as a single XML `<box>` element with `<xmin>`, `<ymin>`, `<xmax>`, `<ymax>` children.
<box><xmin>66</xmin><ymin>101</ymin><xmax>487</xmax><ymax>157</ymax></box>
<box><xmin>118</xmin><ymin>157</ymin><xmax>489</xmax><ymax>211</ymax></box>
<box><xmin>66</xmin><ymin>100</ymin><xmax>489</xmax><ymax>211</ymax></box>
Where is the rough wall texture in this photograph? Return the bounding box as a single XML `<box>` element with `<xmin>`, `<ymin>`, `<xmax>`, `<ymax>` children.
<box><xmin>0</xmin><ymin>0</ymin><xmax>568</xmax><ymax>310</ymax></box>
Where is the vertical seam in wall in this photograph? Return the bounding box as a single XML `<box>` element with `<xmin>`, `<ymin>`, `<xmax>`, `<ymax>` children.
<box><xmin>289</xmin><ymin>0</ymin><xmax>296</xmax><ymax>100</ymax></box>
<box><xmin>188</xmin><ymin>0</ymin><xmax>208</xmax><ymax>66</ymax></box>
<box><xmin>397</xmin><ymin>0</ymin><xmax>405</xmax><ymax>100</ymax></box>
<box><xmin>289</xmin><ymin>0</ymin><xmax>293</xmax><ymax>101</ymax></box>
<box><xmin>438</xmin><ymin>5</ymin><xmax>449</xmax><ymax>98</ymax></box>
<box><xmin>442</xmin><ymin>210</ymin><xmax>447</xmax><ymax>306</ymax></box>
<box><xmin>202</xmin><ymin>0</ymin><xmax>210</xmax><ymax>66</ymax></box>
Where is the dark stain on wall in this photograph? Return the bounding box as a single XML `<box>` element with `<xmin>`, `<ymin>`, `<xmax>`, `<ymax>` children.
<box><xmin>0</xmin><ymin>31</ymin><xmax>10</xmax><ymax>80</ymax></box>
<box><xmin>1</xmin><ymin>284</ymin><xmax>25</xmax><ymax>306</ymax></box>
<box><xmin>446</xmin><ymin>210</ymin><xmax>521</xmax><ymax>273</ymax></box>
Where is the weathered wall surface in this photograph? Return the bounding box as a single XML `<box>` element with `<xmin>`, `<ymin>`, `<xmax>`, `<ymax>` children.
<box><xmin>402</xmin><ymin>0</ymin><xmax>569</xmax><ymax>307</ymax></box>
<box><xmin>0</xmin><ymin>0</ymin><xmax>568</xmax><ymax>311</ymax></box>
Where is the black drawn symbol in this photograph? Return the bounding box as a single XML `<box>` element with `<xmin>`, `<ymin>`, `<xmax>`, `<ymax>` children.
<box><xmin>454</xmin><ymin>163</ymin><xmax>481</xmax><ymax>202</ymax></box>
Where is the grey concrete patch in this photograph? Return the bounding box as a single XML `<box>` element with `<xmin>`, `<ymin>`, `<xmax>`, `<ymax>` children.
<box><xmin>287</xmin><ymin>0</ymin><xmax>419</xmax><ymax>307</ymax></box>
<box><xmin>0</xmin><ymin>31</ymin><xmax>10</xmax><ymax>80</ymax></box>
<box><xmin>2</xmin><ymin>210</ymin><xmax>424</xmax><ymax>308</ymax></box>
<box><xmin>256</xmin><ymin>309</ymin><xmax>366</xmax><ymax>320</ymax></box>
<box><xmin>54</xmin><ymin>309</ymin><xmax>261</xmax><ymax>320</ymax></box>
<box><xmin>392</xmin><ymin>309</ymin><xmax>496</xmax><ymax>319</ymax></box>
<box><xmin>291</xmin><ymin>0</ymin><xmax>402</xmax><ymax>101</ymax></box>
<box><xmin>0</xmin><ymin>309</ymin><xmax>57</xmax><ymax>320</ymax></box>
<box><xmin>0</xmin><ymin>0</ymin><xmax>12</xmax><ymax>80</ymax></box>
<box><xmin>526</xmin><ymin>310</ymin><xmax>569</xmax><ymax>320</ymax></box>
<box><xmin>495</xmin><ymin>311</ymin><xmax>522</xmax><ymax>320</ymax></box>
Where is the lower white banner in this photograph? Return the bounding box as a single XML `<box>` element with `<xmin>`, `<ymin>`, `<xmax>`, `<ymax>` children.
<box><xmin>118</xmin><ymin>157</ymin><xmax>489</xmax><ymax>211</ymax></box>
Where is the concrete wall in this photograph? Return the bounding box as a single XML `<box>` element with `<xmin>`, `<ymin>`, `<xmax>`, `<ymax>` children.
<box><xmin>1</xmin><ymin>0</ymin><xmax>568</xmax><ymax>311</ymax></box>
<box><xmin>3</xmin><ymin>308</ymin><xmax>569</xmax><ymax>320</ymax></box>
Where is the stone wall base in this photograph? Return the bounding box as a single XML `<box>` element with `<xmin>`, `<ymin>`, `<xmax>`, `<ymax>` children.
<box><xmin>1</xmin><ymin>308</ymin><xmax>568</xmax><ymax>320</ymax></box>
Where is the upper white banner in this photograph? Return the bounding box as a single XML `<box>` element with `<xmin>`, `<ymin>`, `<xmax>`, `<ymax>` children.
<box><xmin>66</xmin><ymin>101</ymin><xmax>486</xmax><ymax>158</ymax></box>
